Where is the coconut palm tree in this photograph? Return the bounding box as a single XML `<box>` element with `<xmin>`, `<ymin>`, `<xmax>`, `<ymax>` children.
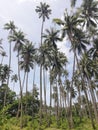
<box><xmin>9</xmin><ymin>30</ymin><xmax>26</xmax><ymax>129</ymax></box>
<box><xmin>79</xmin><ymin>0</ymin><xmax>98</xmax><ymax>29</ymax></box>
<box><xmin>43</xmin><ymin>28</ymin><xmax>61</xmax><ymax>49</ymax></box>
<box><xmin>19</xmin><ymin>41</ymin><xmax>36</xmax><ymax>115</ymax></box>
<box><xmin>54</xmin><ymin>9</ymin><xmax>90</xmax><ymax>128</ymax></box>
<box><xmin>35</xmin><ymin>2</ymin><xmax>51</xmax><ymax>46</ymax></box>
<box><xmin>4</xmin><ymin>21</ymin><xmax>17</xmax><ymax>85</ymax></box>
<box><xmin>35</xmin><ymin>3</ymin><xmax>51</xmax><ymax>125</ymax></box>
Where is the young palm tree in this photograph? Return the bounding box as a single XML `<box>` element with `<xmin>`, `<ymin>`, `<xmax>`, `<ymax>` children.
<box><xmin>0</xmin><ymin>51</ymin><xmax>7</xmax><ymax>64</ymax></box>
<box><xmin>11</xmin><ymin>74</ymin><xmax>18</xmax><ymax>91</ymax></box>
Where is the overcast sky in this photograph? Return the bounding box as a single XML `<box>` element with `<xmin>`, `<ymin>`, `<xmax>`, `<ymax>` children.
<box><xmin>0</xmin><ymin>0</ymin><xmax>74</xmax><ymax>97</ymax></box>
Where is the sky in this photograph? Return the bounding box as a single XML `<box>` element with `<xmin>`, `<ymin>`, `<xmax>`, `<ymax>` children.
<box><xmin>0</xmin><ymin>0</ymin><xmax>74</xmax><ymax>101</ymax></box>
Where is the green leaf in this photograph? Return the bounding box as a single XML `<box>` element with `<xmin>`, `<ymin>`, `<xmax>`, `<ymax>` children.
<box><xmin>53</xmin><ymin>18</ymin><xmax>64</xmax><ymax>25</ymax></box>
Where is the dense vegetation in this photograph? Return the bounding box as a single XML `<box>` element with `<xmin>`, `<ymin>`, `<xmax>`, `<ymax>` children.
<box><xmin>0</xmin><ymin>0</ymin><xmax>98</xmax><ymax>129</ymax></box>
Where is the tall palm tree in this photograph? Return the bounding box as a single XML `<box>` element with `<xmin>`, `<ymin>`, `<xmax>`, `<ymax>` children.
<box><xmin>19</xmin><ymin>41</ymin><xmax>36</xmax><ymax>115</ymax></box>
<box><xmin>35</xmin><ymin>2</ymin><xmax>51</xmax><ymax>126</ymax></box>
<box><xmin>35</xmin><ymin>2</ymin><xmax>51</xmax><ymax>46</ymax></box>
<box><xmin>9</xmin><ymin>30</ymin><xmax>26</xmax><ymax>129</ymax></box>
<box><xmin>4</xmin><ymin>21</ymin><xmax>17</xmax><ymax>85</ymax></box>
<box><xmin>54</xmin><ymin>8</ymin><xmax>90</xmax><ymax>128</ymax></box>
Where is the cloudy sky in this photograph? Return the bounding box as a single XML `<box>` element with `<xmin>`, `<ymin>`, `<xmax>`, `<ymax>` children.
<box><xmin>0</xmin><ymin>0</ymin><xmax>75</xmax><ymax>96</ymax></box>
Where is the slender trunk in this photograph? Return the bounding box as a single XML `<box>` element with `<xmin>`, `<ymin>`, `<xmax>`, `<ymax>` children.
<box><xmin>25</xmin><ymin>72</ymin><xmax>29</xmax><ymax>115</ymax></box>
<box><xmin>56</xmin><ymin>79</ymin><xmax>59</xmax><ymax>125</ymax></box>
<box><xmin>49</xmin><ymin>68</ymin><xmax>52</xmax><ymax>127</ymax></box>
<box><xmin>17</xmin><ymin>52</ymin><xmax>23</xmax><ymax>129</ymax></box>
<box><xmin>32</xmin><ymin>64</ymin><xmax>36</xmax><ymax>119</ymax></box>
<box><xmin>88</xmin><ymin>78</ymin><xmax>98</xmax><ymax>123</ymax></box>
<box><xmin>69</xmin><ymin>51</ymin><xmax>75</xmax><ymax>129</ymax></box>
<box><xmin>83</xmin><ymin>86</ymin><xmax>96</xmax><ymax>129</ymax></box>
<box><xmin>4</xmin><ymin>43</ymin><xmax>11</xmax><ymax>106</ymax></box>
<box><xmin>41</xmin><ymin>20</ymin><xmax>44</xmax><ymax>46</ymax></box>
<box><xmin>1</xmin><ymin>56</ymin><xmax>4</xmax><ymax>64</ymax></box>
<box><xmin>16</xmin><ymin>72</ymin><xmax>26</xmax><ymax>118</ymax></box>
<box><xmin>77</xmin><ymin>86</ymin><xmax>82</xmax><ymax>121</ymax></box>
<box><xmin>39</xmin><ymin>65</ymin><xmax>43</xmax><ymax>126</ymax></box>
<box><xmin>75</xmin><ymin>54</ymin><xmax>96</xmax><ymax>129</ymax></box>
<box><xmin>39</xmin><ymin>19</ymin><xmax>44</xmax><ymax>127</ymax></box>
<box><xmin>43</xmin><ymin>68</ymin><xmax>47</xmax><ymax>114</ymax></box>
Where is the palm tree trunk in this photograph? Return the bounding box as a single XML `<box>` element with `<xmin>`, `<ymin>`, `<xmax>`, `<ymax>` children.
<box><xmin>25</xmin><ymin>72</ymin><xmax>29</xmax><ymax>115</ymax></box>
<box><xmin>75</xmin><ymin>53</ymin><xmax>96</xmax><ymax>129</ymax></box>
<box><xmin>88</xmin><ymin>78</ymin><xmax>98</xmax><ymax>123</ymax></box>
<box><xmin>16</xmin><ymin>72</ymin><xmax>26</xmax><ymax>118</ymax></box>
<box><xmin>56</xmin><ymin>79</ymin><xmax>59</xmax><ymax>125</ymax></box>
<box><xmin>39</xmin><ymin>18</ymin><xmax>44</xmax><ymax>127</ymax></box>
<box><xmin>17</xmin><ymin>53</ymin><xmax>23</xmax><ymax>129</ymax></box>
<box><xmin>49</xmin><ymin>68</ymin><xmax>52</xmax><ymax>127</ymax></box>
<box><xmin>43</xmin><ymin>68</ymin><xmax>47</xmax><ymax>114</ymax></box>
<box><xmin>4</xmin><ymin>42</ymin><xmax>11</xmax><ymax>107</ymax></box>
<box><xmin>32</xmin><ymin>64</ymin><xmax>36</xmax><ymax>119</ymax></box>
<box><xmin>69</xmin><ymin>51</ymin><xmax>75</xmax><ymax>129</ymax></box>
<box><xmin>1</xmin><ymin>56</ymin><xmax>4</xmax><ymax>64</ymax></box>
<box><xmin>39</xmin><ymin>65</ymin><xmax>43</xmax><ymax>126</ymax></box>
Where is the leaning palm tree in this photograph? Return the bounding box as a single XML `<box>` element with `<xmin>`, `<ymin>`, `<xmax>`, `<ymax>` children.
<box><xmin>35</xmin><ymin>2</ymin><xmax>51</xmax><ymax>126</ymax></box>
